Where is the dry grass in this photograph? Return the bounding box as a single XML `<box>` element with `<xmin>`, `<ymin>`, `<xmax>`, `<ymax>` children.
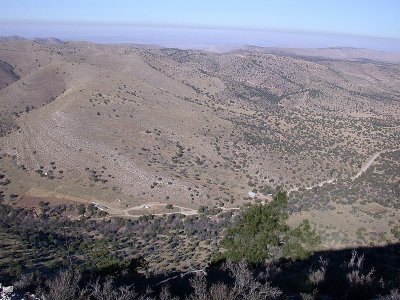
<box><xmin>0</xmin><ymin>39</ymin><xmax>399</xmax><ymax>249</ymax></box>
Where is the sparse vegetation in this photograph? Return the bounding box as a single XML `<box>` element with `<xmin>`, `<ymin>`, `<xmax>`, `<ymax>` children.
<box><xmin>0</xmin><ymin>38</ymin><xmax>399</xmax><ymax>299</ymax></box>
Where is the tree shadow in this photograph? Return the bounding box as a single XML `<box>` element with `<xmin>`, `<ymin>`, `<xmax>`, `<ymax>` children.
<box><xmin>152</xmin><ymin>243</ymin><xmax>400</xmax><ymax>299</ymax></box>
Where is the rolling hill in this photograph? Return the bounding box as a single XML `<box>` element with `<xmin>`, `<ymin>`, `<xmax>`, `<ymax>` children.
<box><xmin>0</xmin><ymin>37</ymin><xmax>399</xmax><ymax>248</ymax></box>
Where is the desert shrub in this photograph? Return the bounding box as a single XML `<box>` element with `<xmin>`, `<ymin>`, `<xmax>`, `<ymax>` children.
<box><xmin>308</xmin><ymin>256</ymin><xmax>328</xmax><ymax>286</ymax></box>
<box><xmin>40</xmin><ymin>268</ymin><xmax>85</xmax><ymax>300</ymax></box>
<box><xmin>187</xmin><ymin>260</ymin><xmax>281</xmax><ymax>300</ymax></box>
<box><xmin>345</xmin><ymin>250</ymin><xmax>376</xmax><ymax>298</ymax></box>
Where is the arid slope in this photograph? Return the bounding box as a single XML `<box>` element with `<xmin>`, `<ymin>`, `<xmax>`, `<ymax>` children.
<box><xmin>0</xmin><ymin>39</ymin><xmax>398</xmax><ymax>237</ymax></box>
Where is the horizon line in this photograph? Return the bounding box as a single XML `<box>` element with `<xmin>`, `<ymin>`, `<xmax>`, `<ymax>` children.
<box><xmin>3</xmin><ymin>35</ymin><xmax>400</xmax><ymax>54</ymax></box>
<box><xmin>2</xmin><ymin>19</ymin><xmax>400</xmax><ymax>41</ymax></box>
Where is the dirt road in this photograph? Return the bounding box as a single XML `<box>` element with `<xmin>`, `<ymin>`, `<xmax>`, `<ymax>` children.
<box><xmin>124</xmin><ymin>202</ymin><xmax>241</xmax><ymax>217</ymax></box>
<box><xmin>290</xmin><ymin>148</ymin><xmax>399</xmax><ymax>193</ymax></box>
<box><xmin>350</xmin><ymin>148</ymin><xmax>399</xmax><ymax>180</ymax></box>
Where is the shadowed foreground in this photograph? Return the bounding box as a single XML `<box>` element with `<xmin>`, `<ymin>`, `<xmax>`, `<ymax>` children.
<box><xmin>3</xmin><ymin>243</ymin><xmax>399</xmax><ymax>299</ymax></box>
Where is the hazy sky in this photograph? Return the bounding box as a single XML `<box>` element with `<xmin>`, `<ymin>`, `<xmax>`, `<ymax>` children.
<box><xmin>2</xmin><ymin>0</ymin><xmax>400</xmax><ymax>37</ymax></box>
<box><xmin>1</xmin><ymin>0</ymin><xmax>400</xmax><ymax>50</ymax></box>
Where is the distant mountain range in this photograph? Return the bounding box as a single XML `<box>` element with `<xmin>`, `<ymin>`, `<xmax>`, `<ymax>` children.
<box><xmin>2</xmin><ymin>35</ymin><xmax>399</xmax><ymax>63</ymax></box>
<box><xmin>235</xmin><ymin>45</ymin><xmax>400</xmax><ymax>63</ymax></box>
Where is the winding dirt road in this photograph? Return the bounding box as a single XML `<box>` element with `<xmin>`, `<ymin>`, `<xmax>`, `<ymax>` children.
<box><xmin>124</xmin><ymin>203</ymin><xmax>198</xmax><ymax>217</ymax></box>
<box><xmin>124</xmin><ymin>202</ymin><xmax>241</xmax><ymax>217</ymax></box>
<box><xmin>125</xmin><ymin>148</ymin><xmax>400</xmax><ymax>216</ymax></box>
<box><xmin>289</xmin><ymin>178</ymin><xmax>336</xmax><ymax>193</ymax></box>
<box><xmin>289</xmin><ymin>148</ymin><xmax>399</xmax><ymax>193</ymax></box>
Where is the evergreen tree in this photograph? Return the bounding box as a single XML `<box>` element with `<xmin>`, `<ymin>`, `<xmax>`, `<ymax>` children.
<box><xmin>220</xmin><ymin>190</ymin><xmax>320</xmax><ymax>263</ymax></box>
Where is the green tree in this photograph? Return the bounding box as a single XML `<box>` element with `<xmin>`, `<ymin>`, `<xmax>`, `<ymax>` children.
<box><xmin>220</xmin><ymin>190</ymin><xmax>319</xmax><ymax>263</ymax></box>
<box><xmin>281</xmin><ymin>219</ymin><xmax>320</xmax><ymax>260</ymax></box>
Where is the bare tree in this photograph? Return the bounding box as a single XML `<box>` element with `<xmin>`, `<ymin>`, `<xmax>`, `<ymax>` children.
<box><xmin>346</xmin><ymin>250</ymin><xmax>374</xmax><ymax>288</ymax></box>
<box><xmin>223</xmin><ymin>260</ymin><xmax>282</xmax><ymax>299</ymax></box>
<box><xmin>159</xmin><ymin>285</ymin><xmax>179</xmax><ymax>300</ymax></box>
<box><xmin>308</xmin><ymin>256</ymin><xmax>328</xmax><ymax>285</ymax></box>
<box><xmin>90</xmin><ymin>277</ymin><xmax>137</xmax><ymax>300</ymax></box>
<box><xmin>187</xmin><ymin>260</ymin><xmax>281</xmax><ymax>300</ymax></box>
<box><xmin>187</xmin><ymin>275</ymin><xmax>208</xmax><ymax>300</ymax></box>
<box><xmin>43</xmin><ymin>268</ymin><xmax>86</xmax><ymax>300</ymax></box>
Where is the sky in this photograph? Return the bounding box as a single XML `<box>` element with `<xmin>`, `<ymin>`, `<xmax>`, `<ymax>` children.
<box><xmin>1</xmin><ymin>0</ymin><xmax>400</xmax><ymax>50</ymax></box>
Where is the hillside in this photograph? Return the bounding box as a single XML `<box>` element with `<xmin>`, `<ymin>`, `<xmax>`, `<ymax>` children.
<box><xmin>0</xmin><ymin>60</ymin><xmax>19</xmax><ymax>90</ymax></box>
<box><xmin>0</xmin><ymin>38</ymin><xmax>399</xmax><ymax>250</ymax></box>
<box><xmin>239</xmin><ymin>46</ymin><xmax>400</xmax><ymax>63</ymax></box>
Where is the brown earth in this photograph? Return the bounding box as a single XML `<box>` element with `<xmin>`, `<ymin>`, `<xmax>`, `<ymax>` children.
<box><xmin>0</xmin><ymin>38</ymin><xmax>399</xmax><ymax>248</ymax></box>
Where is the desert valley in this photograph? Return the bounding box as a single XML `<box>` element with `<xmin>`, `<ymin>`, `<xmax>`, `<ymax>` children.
<box><xmin>0</xmin><ymin>36</ymin><xmax>399</xmax><ymax>298</ymax></box>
